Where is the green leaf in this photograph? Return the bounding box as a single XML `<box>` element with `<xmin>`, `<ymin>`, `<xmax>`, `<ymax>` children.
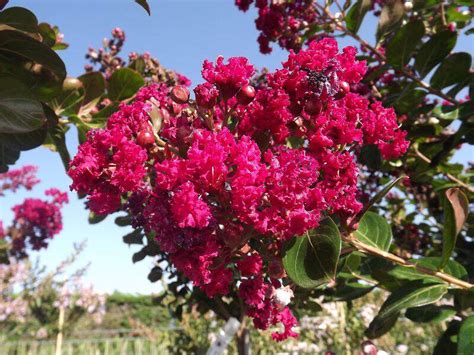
<box><xmin>0</xmin><ymin>125</ymin><xmax>47</xmax><ymax>151</ymax></box>
<box><xmin>386</xmin><ymin>20</ymin><xmax>425</xmax><ymax>69</ymax></box>
<box><xmin>0</xmin><ymin>6</ymin><xmax>38</xmax><ymax>33</ymax></box>
<box><xmin>148</xmin><ymin>267</ymin><xmax>163</xmax><ymax>282</ymax></box>
<box><xmin>376</xmin><ymin>0</ymin><xmax>405</xmax><ymax>42</ymax></box>
<box><xmin>282</xmin><ymin>217</ymin><xmax>341</xmax><ymax>288</ymax></box>
<box><xmin>123</xmin><ymin>230</ymin><xmax>143</xmax><ymax>245</ymax></box>
<box><xmin>440</xmin><ymin>188</ymin><xmax>469</xmax><ymax>269</ymax></box>
<box><xmin>38</xmin><ymin>23</ymin><xmax>56</xmax><ymax>47</ymax></box>
<box><xmin>0</xmin><ymin>30</ymin><xmax>66</xmax><ymax>84</ymax></box>
<box><xmin>345</xmin><ymin>0</ymin><xmax>372</xmax><ymax>34</ymax></box>
<box><xmin>393</xmin><ymin>86</ymin><xmax>427</xmax><ymax>113</ymax></box>
<box><xmin>78</xmin><ymin>71</ymin><xmax>105</xmax><ymax>104</ymax></box>
<box><xmin>0</xmin><ymin>142</ymin><xmax>20</xmax><ymax>172</ymax></box>
<box><xmin>358</xmin><ymin>175</ymin><xmax>406</xmax><ymax>218</ymax></box>
<box><xmin>367</xmin><ymin>282</ymin><xmax>448</xmax><ymax>338</ymax></box>
<box><xmin>88</xmin><ymin>211</ymin><xmax>107</xmax><ymax>224</ymax></box>
<box><xmin>415</xmin><ymin>31</ymin><xmax>457</xmax><ymax>77</ymax></box>
<box><xmin>405</xmin><ymin>304</ymin><xmax>456</xmax><ymax>323</ymax></box>
<box><xmin>135</xmin><ymin>0</ymin><xmax>151</xmax><ymax>15</ymax></box>
<box><xmin>115</xmin><ymin>215</ymin><xmax>132</xmax><ymax>227</ymax></box>
<box><xmin>354</xmin><ymin>211</ymin><xmax>392</xmax><ymax>251</ymax></box>
<box><xmin>108</xmin><ymin>68</ymin><xmax>145</xmax><ymax>101</ymax></box>
<box><xmin>359</xmin><ymin>144</ymin><xmax>382</xmax><ymax>170</ymax></box>
<box><xmin>329</xmin><ymin>282</ymin><xmax>375</xmax><ymax>302</ymax></box>
<box><xmin>365</xmin><ymin>312</ymin><xmax>399</xmax><ymax>339</ymax></box>
<box><xmin>430</xmin><ymin>52</ymin><xmax>472</xmax><ymax>89</ymax></box>
<box><xmin>132</xmin><ymin>248</ymin><xmax>148</xmax><ymax>263</ymax></box>
<box><xmin>434</xmin><ymin>321</ymin><xmax>461</xmax><ymax>355</ymax></box>
<box><xmin>0</xmin><ymin>75</ymin><xmax>45</xmax><ymax>133</ymax></box>
<box><xmin>458</xmin><ymin>316</ymin><xmax>474</xmax><ymax>355</ymax></box>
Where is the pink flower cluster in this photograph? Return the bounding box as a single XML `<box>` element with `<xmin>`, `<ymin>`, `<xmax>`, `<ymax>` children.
<box><xmin>9</xmin><ymin>188</ymin><xmax>68</xmax><ymax>258</ymax></box>
<box><xmin>235</xmin><ymin>0</ymin><xmax>318</xmax><ymax>53</ymax></box>
<box><xmin>0</xmin><ymin>165</ymin><xmax>40</xmax><ymax>195</ymax></box>
<box><xmin>69</xmin><ymin>39</ymin><xmax>407</xmax><ymax>340</ymax></box>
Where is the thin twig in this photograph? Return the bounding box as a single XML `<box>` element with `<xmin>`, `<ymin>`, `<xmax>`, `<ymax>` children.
<box><xmin>346</xmin><ymin>235</ymin><xmax>474</xmax><ymax>290</ymax></box>
<box><xmin>413</xmin><ymin>148</ymin><xmax>474</xmax><ymax>194</ymax></box>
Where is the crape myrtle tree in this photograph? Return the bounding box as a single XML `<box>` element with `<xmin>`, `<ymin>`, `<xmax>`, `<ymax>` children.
<box><xmin>0</xmin><ymin>0</ymin><xmax>473</xmax><ymax>353</ymax></box>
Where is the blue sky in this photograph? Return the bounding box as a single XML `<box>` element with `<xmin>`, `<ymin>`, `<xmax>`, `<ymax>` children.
<box><xmin>2</xmin><ymin>0</ymin><xmax>472</xmax><ymax>294</ymax></box>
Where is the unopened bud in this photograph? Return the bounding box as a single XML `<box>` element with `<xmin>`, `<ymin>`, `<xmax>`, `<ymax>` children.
<box><xmin>63</xmin><ymin>77</ymin><xmax>83</xmax><ymax>91</ymax></box>
<box><xmin>170</xmin><ymin>85</ymin><xmax>190</xmax><ymax>104</ymax></box>
<box><xmin>237</xmin><ymin>85</ymin><xmax>256</xmax><ymax>105</ymax></box>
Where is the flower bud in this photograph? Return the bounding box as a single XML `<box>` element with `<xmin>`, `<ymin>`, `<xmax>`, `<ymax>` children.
<box><xmin>63</xmin><ymin>77</ymin><xmax>83</xmax><ymax>91</ymax></box>
<box><xmin>448</xmin><ymin>22</ymin><xmax>457</xmax><ymax>32</ymax></box>
<box><xmin>137</xmin><ymin>130</ymin><xmax>155</xmax><ymax>147</ymax></box>
<box><xmin>170</xmin><ymin>85</ymin><xmax>190</xmax><ymax>104</ymax></box>
<box><xmin>237</xmin><ymin>85</ymin><xmax>256</xmax><ymax>105</ymax></box>
<box><xmin>335</xmin><ymin>81</ymin><xmax>350</xmax><ymax>99</ymax></box>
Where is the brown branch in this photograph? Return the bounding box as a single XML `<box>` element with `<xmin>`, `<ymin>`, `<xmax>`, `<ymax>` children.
<box><xmin>413</xmin><ymin>148</ymin><xmax>474</xmax><ymax>194</ymax></box>
<box><xmin>346</xmin><ymin>235</ymin><xmax>474</xmax><ymax>290</ymax></box>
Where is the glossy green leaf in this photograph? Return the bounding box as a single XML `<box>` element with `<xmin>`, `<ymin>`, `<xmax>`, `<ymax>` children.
<box><xmin>365</xmin><ymin>312</ymin><xmax>399</xmax><ymax>339</ymax></box>
<box><xmin>367</xmin><ymin>282</ymin><xmax>448</xmax><ymax>338</ymax></box>
<box><xmin>415</xmin><ymin>31</ymin><xmax>457</xmax><ymax>77</ymax></box>
<box><xmin>0</xmin><ymin>30</ymin><xmax>66</xmax><ymax>83</ymax></box>
<box><xmin>354</xmin><ymin>212</ymin><xmax>392</xmax><ymax>251</ymax></box>
<box><xmin>108</xmin><ymin>68</ymin><xmax>145</xmax><ymax>101</ymax></box>
<box><xmin>0</xmin><ymin>75</ymin><xmax>45</xmax><ymax>134</ymax></box>
<box><xmin>0</xmin><ymin>6</ymin><xmax>38</xmax><ymax>32</ymax></box>
<box><xmin>135</xmin><ymin>0</ymin><xmax>151</xmax><ymax>15</ymax></box>
<box><xmin>458</xmin><ymin>316</ymin><xmax>474</xmax><ymax>355</ymax></box>
<box><xmin>405</xmin><ymin>304</ymin><xmax>456</xmax><ymax>323</ymax></box>
<box><xmin>345</xmin><ymin>0</ymin><xmax>372</xmax><ymax>34</ymax></box>
<box><xmin>440</xmin><ymin>188</ymin><xmax>469</xmax><ymax>269</ymax></box>
<box><xmin>376</xmin><ymin>0</ymin><xmax>405</xmax><ymax>42</ymax></box>
<box><xmin>283</xmin><ymin>217</ymin><xmax>341</xmax><ymax>288</ymax></box>
<box><xmin>386</xmin><ymin>20</ymin><xmax>425</xmax><ymax>68</ymax></box>
<box><xmin>78</xmin><ymin>71</ymin><xmax>105</xmax><ymax>104</ymax></box>
<box><xmin>431</xmin><ymin>52</ymin><xmax>472</xmax><ymax>89</ymax></box>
